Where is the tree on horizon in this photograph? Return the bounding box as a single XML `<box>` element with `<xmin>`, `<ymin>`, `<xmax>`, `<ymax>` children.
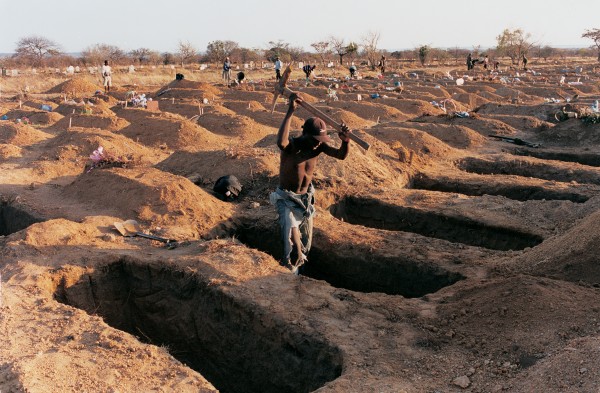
<box><xmin>582</xmin><ymin>28</ymin><xmax>600</xmax><ymax>61</ymax></box>
<box><xmin>14</xmin><ymin>35</ymin><xmax>61</xmax><ymax>67</ymax></box>
<box><xmin>496</xmin><ymin>28</ymin><xmax>535</xmax><ymax>66</ymax></box>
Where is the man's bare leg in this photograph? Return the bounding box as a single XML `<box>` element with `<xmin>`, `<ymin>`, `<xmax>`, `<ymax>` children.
<box><xmin>290</xmin><ymin>227</ymin><xmax>305</xmax><ymax>274</ymax></box>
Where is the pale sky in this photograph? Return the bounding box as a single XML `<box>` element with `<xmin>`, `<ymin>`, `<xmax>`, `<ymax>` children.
<box><xmin>1</xmin><ymin>0</ymin><xmax>598</xmax><ymax>54</ymax></box>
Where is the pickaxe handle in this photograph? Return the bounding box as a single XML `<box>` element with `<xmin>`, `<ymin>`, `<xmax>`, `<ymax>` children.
<box><xmin>281</xmin><ymin>86</ymin><xmax>371</xmax><ymax>151</ymax></box>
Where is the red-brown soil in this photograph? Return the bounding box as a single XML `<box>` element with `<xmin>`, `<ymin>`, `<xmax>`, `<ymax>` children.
<box><xmin>2</xmin><ymin>62</ymin><xmax>600</xmax><ymax>392</ymax></box>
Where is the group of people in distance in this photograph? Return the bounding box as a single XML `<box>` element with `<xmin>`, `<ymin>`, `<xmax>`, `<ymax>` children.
<box><xmin>466</xmin><ymin>53</ymin><xmax>528</xmax><ymax>71</ymax></box>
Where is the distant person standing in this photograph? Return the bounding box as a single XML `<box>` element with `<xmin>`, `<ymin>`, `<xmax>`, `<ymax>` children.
<box><xmin>483</xmin><ymin>55</ymin><xmax>489</xmax><ymax>70</ymax></box>
<box><xmin>302</xmin><ymin>64</ymin><xmax>316</xmax><ymax>85</ymax></box>
<box><xmin>522</xmin><ymin>54</ymin><xmax>528</xmax><ymax>71</ymax></box>
<box><xmin>379</xmin><ymin>55</ymin><xmax>386</xmax><ymax>74</ymax></box>
<box><xmin>349</xmin><ymin>64</ymin><xmax>357</xmax><ymax>78</ymax></box>
<box><xmin>101</xmin><ymin>60</ymin><xmax>112</xmax><ymax>94</ymax></box>
<box><xmin>274</xmin><ymin>56</ymin><xmax>282</xmax><ymax>81</ymax></box>
<box><xmin>222</xmin><ymin>57</ymin><xmax>232</xmax><ymax>86</ymax></box>
<box><xmin>467</xmin><ymin>53</ymin><xmax>473</xmax><ymax>70</ymax></box>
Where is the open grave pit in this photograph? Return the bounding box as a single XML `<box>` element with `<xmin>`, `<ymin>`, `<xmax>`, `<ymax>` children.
<box><xmin>51</xmin><ymin>257</ymin><xmax>343</xmax><ymax>393</ymax></box>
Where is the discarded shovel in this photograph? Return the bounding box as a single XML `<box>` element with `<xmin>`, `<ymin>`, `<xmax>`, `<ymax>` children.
<box><xmin>114</xmin><ymin>220</ymin><xmax>177</xmax><ymax>248</ymax></box>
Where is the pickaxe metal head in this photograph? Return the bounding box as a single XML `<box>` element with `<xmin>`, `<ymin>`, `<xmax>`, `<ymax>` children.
<box><xmin>271</xmin><ymin>64</ymin><xmax>293</xmax><ymax>113</ymax></box>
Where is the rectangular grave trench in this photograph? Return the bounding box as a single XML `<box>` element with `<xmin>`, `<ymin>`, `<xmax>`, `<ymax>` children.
<box><xmin>410</xmin><ymin>173</ymin><xmax>589</xmax><ymax>203</ymax></box>
<box><xmin>0</xmin><ymin>201</ymin><xmax>45</xmax><ymax>236</ymax></box>
<box><xmin>52</xmin><ymin>258</ymin><xmax>342</xmax><ymax>393</ymax></box>
<box><xmin>457</xmin><ymin>156</ymin><xmax>600</xmax><ymax>185</ymax></box>
<box><xmin>330</xmin><ymin>196</ymin><xmax>543</xmax><ymax>251</ymax></box>
<box><xmin>233</xmin><ymin>219</ymin><xmax>465</xmax><ymax>298</ymax></box>
<box><xmin>511</xmin><ymin>148</ymin><xmax>600</xmax><ymax>167</ymax></box>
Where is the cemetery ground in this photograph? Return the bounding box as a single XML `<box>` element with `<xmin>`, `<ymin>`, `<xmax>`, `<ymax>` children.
<box><xmin>2</xmin><ymin>60</ymin><xmax>600</xmax><ymax>392</ymax></box>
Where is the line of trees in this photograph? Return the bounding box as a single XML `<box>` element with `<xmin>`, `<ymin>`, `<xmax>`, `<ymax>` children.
<box><xmin>3</xmin><ymin>29</ymin><xmax>600</xmax><ymax>70</ymax></box>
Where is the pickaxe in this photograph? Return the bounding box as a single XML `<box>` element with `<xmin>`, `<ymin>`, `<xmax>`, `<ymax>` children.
<box><xmin>271</xmin><ymin>64</ymin><xmax>371</xmax><ymax>151</ymax></box>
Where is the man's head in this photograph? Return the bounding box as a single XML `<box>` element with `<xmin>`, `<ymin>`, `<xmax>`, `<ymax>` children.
<box><xmin>104</xmin><ymin>60</ymin><xmax>109</xmax><ymax>65</ymax></box>
<box><xmin>302</xmin><ymin>117</ymin><xmax>332</xmax><ymax>144</ymax></box>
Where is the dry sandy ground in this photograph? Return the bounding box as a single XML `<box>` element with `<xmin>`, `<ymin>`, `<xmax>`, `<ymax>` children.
<box><xmin>2</xmin><ymin>61</ymin><xmax>600</xmax><ymax>392</ymax></box>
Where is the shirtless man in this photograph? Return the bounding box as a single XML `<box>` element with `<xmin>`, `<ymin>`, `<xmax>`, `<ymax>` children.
<box><xmin>270</xmin><ymin>93</ymin><xmax>351</xmax><ymax>274</ymax></box>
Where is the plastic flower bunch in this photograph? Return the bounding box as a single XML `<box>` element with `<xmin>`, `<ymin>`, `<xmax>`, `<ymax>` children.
<box><xmin>89</xmin><ymin>146</ymin><xmax>107</xmax><ymax>163</ymax></box>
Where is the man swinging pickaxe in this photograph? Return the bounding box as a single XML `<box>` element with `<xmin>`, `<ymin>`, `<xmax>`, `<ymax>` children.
<box><xmin>271</xmin><ymin>64</ymin><xmax>371</xmax><ymax>150</ymax></box>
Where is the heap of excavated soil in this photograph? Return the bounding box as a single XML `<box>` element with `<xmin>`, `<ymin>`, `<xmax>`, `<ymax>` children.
<box><xmin>426</xmin><ymin>274</ymin><xmax>600</xmax><ymax>376</ymax></box>
<box><xmin>37</xmin><ymin>128</ymin><xmax>167</xmax><ymax>168</ymax></box>
<box><xmin>394</xmin><ymin>122</ymin><xmax>486</xmax><ymax>149</ymax></box>
<box><xmin>328</xmin><ymin>101</ymin><xmax>410</xmax><ymax>123</ymax></box>
<box><xmin>2</xmin><ymin>109</ymin><xmax>64</xmax><ymax>125</ymax></box>
<box><xmin>54</xmin><ymin>100</ymin><xmax>116</xmax><ymax>117</ymax></box>
<box><xmin>0</xmin><ymin>122</ymin><xmax>53</xmax><ymax>146</ymax></box>
<box><xmin>159</xmin><ymin>79</ymin><xmax>224</xmax><ymax>97</ymax></box>
<box><xmin>411</xmin><ymin>113</ymin><xmax>518</xmax><ymax>136</ymax></box>
<box><xmin>377</xmin><ymin>98</ymin><xmax>444</xmax><ymax>117</ymax></box>
<box><xmin>451</xmin><ymin>92</ymin><xmax>491</xmax><ymax>109</ymax></box>
<box><xmin>475</xmin><ymin>102</ymin><xmax>557</xmax><ymax>118</ymax></box>
<box><xmin>368</xmin><ymin>125</ymin><xmax>461</xmax><ymax>166</ymax></box>
<box><xmin>537</xmin><ymin>118</ymin><xmax>600</xmax><ymax>146</ymax></box>
<box><xmin>48</xmin><ymin>114</ymin><xmax>129</xmax><ymax>132</ymax></box>
<box><xmin>46</xmin><ymin>78</ymin><xmax>102</xmax><ymax>96</ymax></box>
<box><xmin>157</xmin><ymin>147</ymin><xmax>280</xmax><ymax>195</ymax></box>
<box><xmin>61</xmin><ymin>167</ymin><xmax>235</xmax><ymax>239</ymax></box>
<box><xmin>499</xmin><ymin>209</ymin><xmax>600</xmax><ymax>284</ymax></box>
<box><xmin>196</xmin><ymin>112</ymin><xmax>276</xmax><ymax>142</ymax></box>
<box><xmin>0</xmin><ymin>143</ymin><xmax>23</xmax><ymax>159</ymax></box>
<box><xmin>111</xmin><ymin>108</ymin><xmax>229</xmax><ymax>151</ymax></box>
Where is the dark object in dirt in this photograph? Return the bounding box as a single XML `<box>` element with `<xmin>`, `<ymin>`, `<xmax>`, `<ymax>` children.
<box><xmin>213</xmin><ymin>175</ymin><xmax>242</xmax><ymax>201</ymax></box>
<box><xmin>237</xmin><ymin>72</ymin><xmax>245</xmax><ymax>82</ymax></box>
<box><xmin>176</xmin><ymin>73</ymin><xmax>184</xmax><ymax>81</ymax></box>
<box><xmin>489</xmin><ymin>134</ymin><xmax>541</xmax><ymax>148</ymax></box>
<box><xmin>84</xmin><ymin>159</ymin><xmax>128</xmax><ymax>173</ymax></box>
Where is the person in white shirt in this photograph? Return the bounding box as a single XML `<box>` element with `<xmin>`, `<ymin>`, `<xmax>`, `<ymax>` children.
<box><xmin>274</xmin><ymin>57</ymin><xmax>282</xmax><ymax>81</ymax></box>
<box><xmin>101</xmin><ymin>60</ymin><xmax>112</xmax><ymax>94</ymax></box>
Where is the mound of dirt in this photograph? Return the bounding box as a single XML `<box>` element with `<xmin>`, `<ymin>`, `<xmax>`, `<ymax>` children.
<box><xmin>378</xmin><ymin>98</ymin><xmax>444</xmax><ymax>117</ymax></box>
<box><xmin>48</xmin><ymin>115</ymin><xmax>129</xmax><ymax>132</ymax></box>
<box><xmin>430</xmin><ymin>274</ymin><xmax>600</xmax><ymax>368</ymax></box>
<box><xmin>483</xmin><ymin>114</ymin><xmax>554</xmax><ymax>131</ymax></box>
<box><xmin>328</xmin><ymin>101</ymin><xmax>410</xmax><ymax>123</ymax></box>
<box><xmin>0</xmin><ymin>122</ymin><xmax>52</xmax><ymax>146</ymax></box>
<box><xmin>475</xmin><ymin>102</ymin><xmax>559</xmax><ymax>122</ymax></box>
<box><xmin>2</xmin><ymin>109</ymin><xmax>64</xmax><ymax>125</ymax></box>
<box><xmin>221</xmin><ymin>100</ymin><xmax>266</xmax><ymax>112</ymax></box>
<box><xmin>54</xmin><ymin>101</ymin><xmax>116</xmax><ymax>117</ymax></box>
<box><xmin>46</xmin><ymin>78</ymin><xmax>101</xmax><ymax>96</ymax></box>
<box><xmin>396</xmin><ymin>123</ymin><xmax>486</xmax><ymax>149</ymax></box>
<box><xmin>537</xmin><ymin>118</ymin><xmax>600</xmax><ymax>146</ymax></box>
<box><xmin>309</xmin><ymin>106</ymin><xmax>375</xmax><ymax>130</ymax></box>
<box><xmin>196</xmin><ymin>112</ymin><xmax>275</xmax><ymax>142</ymax></box>
<box><xmin>159</xmin><ymin>79</ymin><xmax>223</xmax><ymax>97</ymax></box>
<box><xmin>495</xmin><ymin>87</ymin><xmax>538</xmax><ymax>103</ymax></box>
<box><xmin>61</xmin><ymin>167</ymin><xmax>235</xmax><ymax>239</ymax></box>
<box><xmin>112</xmin><ymin>108</ymin><xmax>229</xmax><ymax>151</ymax></box>
<box><xmin>410</xmin><ymin>114</ymin><xmax>518</xmax><ymax>136</ymax></box>
<box><xmin>500</xmin><ymin>209</ymin><xmax>600</xmax><ymax>284</ymax></box>
<box><xmin>157</xmin><ymin>147</ymin><xmax>280</xmax><ymax>197</ymax></box>
<box><xmin>37</xmin><ymin>128</ymin><xmax>167</xmax><ymax>167</ymax></box>
<box><xmin>22</xmin><ymin>99</ymin><xmax>58</xmax><ymax>111</ymax></box>
<box><xmin>451</xmin><ymin>93</ymin><xmax>491</xmax><ymax>109</ymax></box>
<box><xmin>369</xmin><ymin>126</ymin><xmax>459</xmax><ymax>159</ymax></box>
<box><xmin>0</xmin><ymin>143</ymin><xmax>22</xmax><ymax>159</ymax></box>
